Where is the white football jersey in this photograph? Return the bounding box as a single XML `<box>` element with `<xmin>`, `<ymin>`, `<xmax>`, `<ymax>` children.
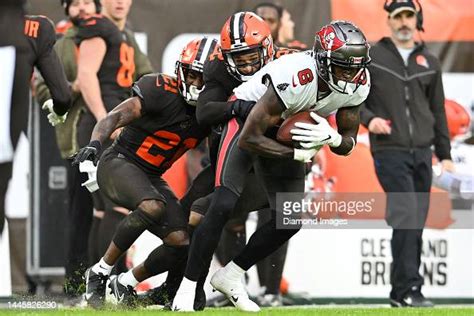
<box><xmin>233</xmin><ymin>51</ymin><xmax>371</xmax><ymax>118</ymax></box>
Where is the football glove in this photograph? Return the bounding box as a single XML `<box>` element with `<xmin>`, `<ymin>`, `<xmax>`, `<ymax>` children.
<box><xmin>72</xmin><ymin>140</ymin><xmax>101</xmax><ymax>166</ymax></box>
<box><xmin>229</xmin><ymin>99</ymin><xmax>256</xmax><ymax>120</ymax></box>
<box><xmin>293</xmin><ymin>147</ymin><xmax>319</xmax><ymax>163</ymax></box>
<box><xmin>291</xmin><ymin>112</ymin><xmax>342</xmax><ymax>148</ymax></box>
<box><xmin>42</xmin><ymin>99</ymin><xmax>67</xmax><ymax>126</ymax></box>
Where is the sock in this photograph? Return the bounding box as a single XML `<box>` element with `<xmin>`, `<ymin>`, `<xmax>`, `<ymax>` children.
<box><xmin>119</xmin><ymin>270</ymin><xmax>139</xmax><ymax>288</ymax></box>
<box><xmin>224</xmin><ymin>261</ymin><xmax>245</xmax><ymax>281</ymax></box>
<box><xmin>92</xmin><ymin>257</ymin><xmax>114</xmax><ymax>275</ymax></box>
<box><xmin>179</xmin><ymin>277</ymin><xmax>197</xmax><ymax>293</ymax></box>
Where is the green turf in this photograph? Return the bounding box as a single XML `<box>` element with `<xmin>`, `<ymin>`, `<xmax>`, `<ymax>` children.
<box><xmin>0</xmin><ymin>307</ymin><xmax>473</xmax><ymax>316</ymax></box>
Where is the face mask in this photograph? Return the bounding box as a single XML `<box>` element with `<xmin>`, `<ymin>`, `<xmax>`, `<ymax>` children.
<box><xmin>185</xmin><ymin>85</ymin><xmax>203</xmax><ymax>106</ymax></box>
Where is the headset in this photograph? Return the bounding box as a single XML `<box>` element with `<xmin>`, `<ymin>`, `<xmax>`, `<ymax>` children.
<box><xmin>384</xmin><ymin>0</ymin><xmax>424</xmax><ymax>32</ymax></box>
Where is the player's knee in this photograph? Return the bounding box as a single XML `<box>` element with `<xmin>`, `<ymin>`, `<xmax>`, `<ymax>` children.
<box><xmin>188</xmin><ymin>211</ymin><xmax>204</xmax><ymax>227</ymax></box>
<box><xmin>163</xmin><ymin>230</ymin><xmax>189</xmax><ymax>246</ymax></box>
<box><xmin>208</xmin><ymin>189</ymin><xmax>239</xmax><ymax>218</ymax></box>
<box><xmin>226</xmin><ymin>223</ymin><xmax>245</xmax><ymax>233</ymax></box>
<box><xmin>138</xmin><ymin>199</ymin><xmax>165</xmax><ymax>221</ymax></box>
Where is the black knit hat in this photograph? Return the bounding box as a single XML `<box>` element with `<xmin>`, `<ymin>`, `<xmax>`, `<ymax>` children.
<box><xmin>60</xmin><ymin>0</ymin><xmax>101</xmax><ymax>16</ymax></box>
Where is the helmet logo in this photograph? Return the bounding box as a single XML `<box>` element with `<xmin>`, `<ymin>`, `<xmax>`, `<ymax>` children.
<box><xmin>324</xmin><ymin>32</ymin><xmax>335</xmax><ymax>42</ymax></box>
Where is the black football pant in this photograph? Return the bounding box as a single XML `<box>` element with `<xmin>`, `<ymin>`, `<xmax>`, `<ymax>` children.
<box><xmin>373</xmin><ymin>148</ymin><xmax>432</xmax><ymax>300</ymax></box>
<box><xmin>185</xmin><ymin>118</ymin><xmax>304</xmax><ymax>281</ymax></box>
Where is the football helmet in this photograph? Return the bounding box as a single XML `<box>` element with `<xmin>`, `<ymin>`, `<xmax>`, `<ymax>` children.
<box><xmin>445</xmin><ymin>99</ymin><xmax>471</xmax><ymax>139</ymax></box>
<box><xmin>314</xmin><ymin>20</ymin><xmax>371</xmax><ymax>95</ymax></box>
<box><xmin>175</xmin><ymin>37</ymin><xmax>218</xmax><ymax>106</ymax></box>
<box><xmin>220</xmin><ymin>11</ymin><xmax>274</xmax><ymax>82</ymax></box>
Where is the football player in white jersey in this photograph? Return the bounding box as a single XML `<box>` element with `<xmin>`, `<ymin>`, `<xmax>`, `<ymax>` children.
<box><xmin>212</xmin><ymin>20</ymin><xmax>371</xmax><ymax>311</ymax></box>
<box><xmin>235</xmin><ymin>20</ymin><xmax>371</xmax><ymax>161</ymax></box>
<box><xmin>172</xmin><ymin>20</ymin><xmax>371</xmax><ymax>312</ymax></box>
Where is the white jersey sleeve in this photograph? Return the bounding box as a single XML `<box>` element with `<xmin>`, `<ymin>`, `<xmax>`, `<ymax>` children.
<box><xmin>233</xmin><ymin>51</ymin><xmax>318</xmax><ymax>117</ymax></box>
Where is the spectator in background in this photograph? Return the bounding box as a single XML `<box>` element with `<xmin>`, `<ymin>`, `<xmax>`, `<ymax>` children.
<box><xmin>278</xmin><ymin>8</ymin><xmax>307</xmax><ymax>50</ymax></box>
<box><xmin>254</xmin><ymin>2</ymin><xmax>307</xmax><ymax>51</ymax></box>
<box><xmin>36</xmin><ymin>0</ymin><xmax>101</xmax><ymax>301</ymax></box>
<box><xmin>254</xmin><ymin>2</ymin><xmax>282</xmax><ymax>45</ymax></box>
<box><xmin>360</xmin><ymin>0</ymin><xmax>454</xmax><ymax>307</ymax></box>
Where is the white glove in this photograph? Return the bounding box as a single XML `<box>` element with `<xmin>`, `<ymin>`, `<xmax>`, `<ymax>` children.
<box><xmin>79</xmin><ymin>160</ymin><xmax>99</xmax><ymax>193</ymax></box>
<box><xmin>294</xmin><ymin>147</ymin><xmax>319</xmax><ymax>163</ymax></box>
<box><xmin>290</xmin><ymin>112</ymin><xmax>342</xmax><ymax>148</ymax></box>
<box><xmin>42</xmin><ymin>99</ymin><xmax>67</xmax><ymax>126</ymax></box>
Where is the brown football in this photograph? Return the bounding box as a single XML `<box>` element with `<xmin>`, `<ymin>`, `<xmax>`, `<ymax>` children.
<box><xmin>276</xmin><ymin>111</ymin><xmax>316</xmax><ymax>146</ymax></box>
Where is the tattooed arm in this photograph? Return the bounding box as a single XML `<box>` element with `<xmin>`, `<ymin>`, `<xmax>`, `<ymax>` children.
<box><xmin>238</xmin><ymin>85</ymin><xmax>294</xmax><ymax>158</ymax></box>
<box><xmin>90</xmin><ymin>96</ymin><xmax>142</xmax><ymax>144</ymax></box>
<box><xmin>330</xmin><ymin>105</ymin><xmax>360</xmax><ymax>156</ymax></box>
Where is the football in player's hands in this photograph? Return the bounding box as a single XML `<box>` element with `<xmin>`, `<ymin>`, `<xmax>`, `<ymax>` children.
<box><xmin>276</xmin><ymin>111</ymin><xmax>316</xmax><ymax>147</ymax></box>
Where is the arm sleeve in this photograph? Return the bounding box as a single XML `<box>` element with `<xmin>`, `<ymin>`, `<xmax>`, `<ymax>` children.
<box><xmin>196</xmin><ymin>61</ymin><xmax>233</xmax><ymax>126</ymax></box>
<box><xmin>429</xmin><ymin>66</ymin><xmax>451</xmax><ymax>160</ymax></box>
<box><xmin>196</xmin><ymin>79</ymin><xmax>233</xmax><ymax>126</ymax></box>
<box><xmin>36</xmin><ymin>18</ymin><xmax>71</xmax><ymax>115</ymax></box>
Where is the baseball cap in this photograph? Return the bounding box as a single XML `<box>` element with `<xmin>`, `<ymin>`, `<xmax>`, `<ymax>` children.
<box><xmin>385</xmin><ymin>0</ymin><xmax>416</xmax><ymax>18</ymax></box>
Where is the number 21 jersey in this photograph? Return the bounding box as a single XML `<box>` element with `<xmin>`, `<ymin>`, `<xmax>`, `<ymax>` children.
<box><xmin>113</xmin><ymin>73</ymin><xmax>210</xmax><ymax>176</ymax></box>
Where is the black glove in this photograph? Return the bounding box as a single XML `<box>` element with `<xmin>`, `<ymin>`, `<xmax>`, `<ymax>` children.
<box><xmin>72</xmin><ymin>140</ymin><xmax>102</xmax><ymax>166</ymax></box>
<box><xmin>228</xmin><ymin>99</ymin><xmax>256</xmax><ymax>120</ymax></box>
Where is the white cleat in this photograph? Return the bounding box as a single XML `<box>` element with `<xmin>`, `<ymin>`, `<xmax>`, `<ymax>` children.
<box><xmin>210</xmin><ymin>267</ymin><xmax>260</xmax><ymax>312</ymax></box>
<box><xmin>171</xmin><ymin>288</ymin><xmax>195</xmax><ymax>312</ymax></box>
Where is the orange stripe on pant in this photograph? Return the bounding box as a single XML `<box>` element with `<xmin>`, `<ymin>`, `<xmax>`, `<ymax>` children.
<box><xmin>215</xmin><ymin>117</ymin><xmax>239</xmax><ymax>187</ymax></box>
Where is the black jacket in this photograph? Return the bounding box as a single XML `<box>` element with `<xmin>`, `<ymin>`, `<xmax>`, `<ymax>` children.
<box><xmin>361</xmin><ymin>37</ymin><xmax>451</xmax><ymax>160</ymax></box>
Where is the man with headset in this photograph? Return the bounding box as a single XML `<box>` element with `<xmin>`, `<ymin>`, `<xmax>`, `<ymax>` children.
<box><xmin>360</xmin><ymin>0</ymin><xmax>453</xmax><ymax>307</ymax></box>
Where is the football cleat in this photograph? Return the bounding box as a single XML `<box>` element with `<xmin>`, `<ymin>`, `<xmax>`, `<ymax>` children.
<box><xmin>257</xmin><ymin>293</ymin><xmax>283</xmax><ymax>307</ymax></box>
<box><xmin>109</xmin><ymin>274</ymin><xmax>138</xmax><ymax>307</ymax></box>
<box><xmin>210</xmin><ymin>267</ymin><xmax>260</xmax><ymax>312</ymax></box>
<box><xmin>390</xmin><ymin>287</ymin><xmax>434</xmax><ymax>308</ymax></box>
<box><xmin>83</xmin><ymin>267</ymin><xmax>108</xmax><ymax>308</ymax></box>
<box><xmin>136</xmin><ymin>282</ymin><xmax>171</xmax><ymax>307</ymax></box>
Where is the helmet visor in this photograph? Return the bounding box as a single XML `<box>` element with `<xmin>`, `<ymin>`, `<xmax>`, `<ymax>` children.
<box><xmin>230</xmin><ymin>47</ymin><xmax>262</xmax><ymax>74</ymax></box>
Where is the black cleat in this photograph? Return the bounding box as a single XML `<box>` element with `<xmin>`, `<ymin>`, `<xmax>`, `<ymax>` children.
<box><xmin>390</xmin><ymin>288</ymin><xmax>434</xmax><ymax>308</ymax></box>
<box><xmin>136</xmin><ymin>283</ymin><xmax>171</xmax><ymax>307</ymax></box>
<box><xmin>193</xmin><ymin>283</ymin><xmax>206</xmax><ymax>311</ymax></box>
<box><xmin>109</xmin><ymin>275</ymin><xmax>138</xmax><ymax>307</ymax></box>
<box><xmin>84</xmin><ymin>267</ymin><xmax>109</xmax><ymax>308</ymax></box>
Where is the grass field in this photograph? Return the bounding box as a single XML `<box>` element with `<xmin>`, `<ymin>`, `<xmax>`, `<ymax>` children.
<box><xmin>0</xmin><ymin>306</ymin><xmax>473</xmax><ymax>316</ymax></box>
